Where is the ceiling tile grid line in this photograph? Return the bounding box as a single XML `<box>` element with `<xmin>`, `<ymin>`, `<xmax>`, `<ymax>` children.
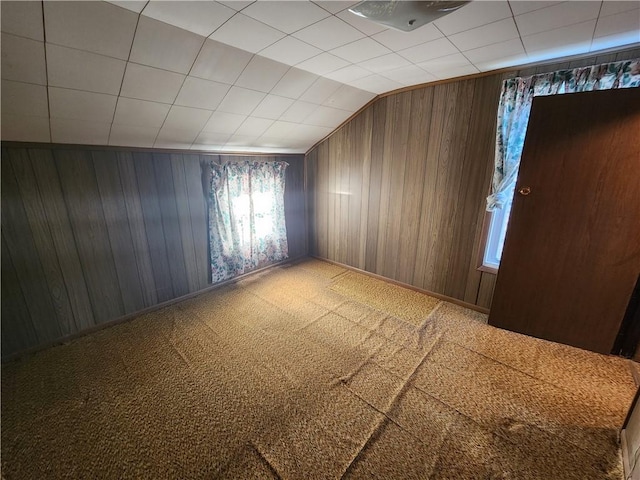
<box><xmin>2</xmin><ymin>0</ymin><xmax>640</xmax><ymax>152</ymax></box>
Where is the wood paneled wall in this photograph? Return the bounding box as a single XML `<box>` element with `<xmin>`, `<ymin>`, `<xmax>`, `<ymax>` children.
<box><xmin>1</xmin><ymin>145</ymin><xmax>305</xmax><ymax>356</ymax></box>
<box><xmin>306</xmin><ymin>47</ymin><xmax>640</xmax><ymax>308</ymax></box>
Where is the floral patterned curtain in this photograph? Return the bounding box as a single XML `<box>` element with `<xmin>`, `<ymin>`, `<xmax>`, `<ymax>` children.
<box><xmin>487</xmin><ymin>59</ymin><xmax>640</xmax><ymax>211</ymax></box>
<box><xmin>206</xmin><ymin>160</ymin><xmax>289</xmax><ymax>283</ymax></box>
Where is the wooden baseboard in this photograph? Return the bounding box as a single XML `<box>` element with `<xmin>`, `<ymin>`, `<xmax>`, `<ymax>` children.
<box><xmin>1</xmin><ymin>255</ymin><xmax>306</xmax><ymax>364</ymax></box>
<box><xmin>310</xmin><ymin>255</ymin><xmax>490</xmax><ymax>315</ymax></box>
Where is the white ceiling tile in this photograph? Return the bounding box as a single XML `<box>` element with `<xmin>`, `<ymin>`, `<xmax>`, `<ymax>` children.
<box><xmin>46</xmin><ymin>44</ymin><xmax>126</xmax><ymax>95</ymax></box>
<box><xmin>515</xmin><ymin>1</ymin><xmax>601</xmax><ymax>37</ymax></box>
<box><xmin>418</xmin><ymin>52</ymin><xmax>472</xmax><ymax>74</ymax></box>
<box><xmin>120</xmin><ymin>63</ymin><xmax>185</xmax><ymax>104</ymax></box>
<box><xmin>262</xmin><ymin>120</ymin><xmax>300</xmax><ymax>139</ymax></box>
<box><xmin>449</xmin><ymin>18</ymin><xmax>520</xmax><ymax>52</ymax></box>
<box><xmin>508</xmin><ymin>1</ymin><xmax>562</xmax><ymax>16</ymax></box>
<box><xmin>600</xmin><ymin>1</ymin><xmax>640</xmax><ymax>16</ymax></box>
<box><xmin>209</xmin><ymin>13</ymin><xmax>285</xmax><ymax>53</ymax></box>
<box><xmin>1</xmin><ymin>114</ymin><xmax>50</xmax><ymax>142</ymax></box>
<box><xmin>312</xmin><ymin>1</ymin><xmax>359</xmax><ymax>14</ymax></box>
<box><xmin>242</xmin><ymin>1</ymin><xmax>330</xmax><ymax>34</ymax></box>
<box><xmin>372</xmin><ymin>23</ymin><xmax>442</xmax><ymax>51</ymax></box>
<box><xmin>130</xmin><ymin>16</ymin><xmax>205</xmax><ymax>74</ymax></box>
<box><xmin>225</xmin><ymin>134</ymin><xmax>260</xmax><ymax>147</ymax></box>
<box><xmin>1</xmin><ymin>80</ymin><xmax>48</xmax><ymax>117</ymax></box>
<box><xmin>141</xmin><ymin>1</ymin><xmax>236</xmax><ymax>37</ymax></box>
<box><xmin>336</xmin><ymin>9</ymin><xmax>388</xmax><ymax>36</ymax></box>
<box><xmin>217</xmin><ymin>86</ymin><xmax>266</xmax><ymax>115</ymax></box>
<box><xmin>175</xmin><ymin>76</ymin><xmax>231</xmax><ymax>110</ymax></box>
<box><xmin>331</xmin><ymin>37</ymin><xmax>392</xmax><ymax>63</ymax></box>
<box><xmin>590</xmin><ymin>29</ymin><xmax>640</xmax><ymax>52</ymax></box>
<box><xmin>594</xmin><ymin>9</ymin><xmax>640</xmax><ymax>39</ymax></box>
<box><xmin>1</xmin><ymin>1</ymin><xmax>44</xmax><ymax>41</ymax></box>
<box><xmin>49</xmin><ymin>87</ymin><xmax>117</xmax><ymax>122</ymax></box>
<box><xmin>398</xmin><ymin>37</ymin><xmax>460</xmax><ymax>64</ymax></box>
<box><xmin>109</xmin><ymin>124</ymin><xmax>160</xmax><ymax>147</ymax></box>
<box><xmin>50</xmin><ymin>118</ymin><xmax>111</xmax><ymax>145</ymax></box>
<box><xmin>271</xmin><ymin>67</ymin><xmax>320</xmax><ymax>99</ymax></box>
<box><xmin>299</xmin><ymin>77</ymin><xmax>343</xmax><ymax>104</ymax></box>
<box><xmin>252</xmin><ymin>95</ymin><xmax>295</xmax><ymax>119</ymax></box>
<box><xmin>279</xmin><ymin>100</ymin><xmax>318</xmax><ymax>122</ymax></box>
<box><xmin>434</xmin><ymin>1</ymin><xmax>512</xmax><ymax>35</ymax></box>
<box><xmin>522</xmin><ymin>20</ymin><xmax>597</xmax><ymax>55</ymax></box>
<box><xmin>155</xmin><ymin>127</ymin><xmax>199</xmax><ymax>149</ymax></box>
<box><xmin>202</xmin><ymin>111</ymin><xmax>247</xmax><ymax>134</ymax></box>
<box><xmin>235</xmin><ymin>55</ymin><xmax>290</xmax><ymax>92</ymax></box>
<box><xmin>293</xmin><ymin>123</ymin><xmax>333</xmax><ymax>141</ymax></box>
<box><xmin>254</xmin><ymin>136</ymin><xmax>294</xmax><ymax>149</ymax></box>
<box><xmin>381</xmin><ymin>66</ymin><xmax>437</xmax><ymax>86</ymax></box>
<box><xmin>296</xmin><ymin>53</ymin><xmax>350</xmax><ymax>75</ymax></box>
<box><xmin>191</xmin><ymin>40</ymin><xmax>253</xmax><ymax>84</ymax></box>
<box><xmin>322</xmin><ymin>84</ymin><xmax>375</xmax><ymax>112</ymax></box>
<box><xmin>348</xmin><ymin>74</ymin><xmax>403</xmax><ymax>94</ymax></box>
<box><xmin>1</xmin><ymin>33</ymin><xmax>46</xmax><ymax>85</ymax></box>
<box><xmin>113</xmin><ymin>97</ymin><xmax>171</xmax><ymax>128</ymax></box>
<box><xmin>464</xmin><ymin>38</ymin><xmax>526</xmax><ymax>65</ymax></box>
<box><xmin>163</xmin><ymin>105</ymin><xmax>213</xmax><ymax>131</ymax></box>
<box><xmin>192</xmin><ymin>131</ymin><xmax>231</xmax><ymax>149</ymax></box>
<box><xmin>259</xmin><ymin>36</ymin><xmax>323</xmax><ymax>65</ymax></box>
<box><xmin>217</xmin><ymin>1</ymin><xmax>255</xmax><ymax>12</ymax></box>
<box><xmin>324</xmin><ymin>64</ymin><xmax>371</xmax><ymax>82</ymax></box>
<box><xmin>292</xmin><ymin>16</ymin><xmax>364</xmax><ymax>50</ymax></box>
<box><xmin>43</xmin><ymin>1</ymin><xmax>137</xmax><ymax>60</ymax></box>
<box><xmin>105</xmin><ymin>1</ymin><xmax>148</xmax><ymax>14</ymax></box>
<box><xmin>432</xmin><ymin>64</ymin><xmax>480</xmax><ymax>80</ymax></box>
<box><xmin>358</xmin><ymin>53</ymin><xmax>411</xmax><ymax>74</ymax></box>
<box><xmin>235</xmin><ymin>117</ymin><xmax>274</xmax><ymax>137</ymax></box>
<box><xmin>304</xmin><ymin>105</ymin><xmax>351</xmax><ymax>128</ymax></box>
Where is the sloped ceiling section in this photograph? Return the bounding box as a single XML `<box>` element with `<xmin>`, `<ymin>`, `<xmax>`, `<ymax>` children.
<box><xmin>1</xmin><ymin>1</ymin><xmax>639</xmax><ymax>153</ymax></box>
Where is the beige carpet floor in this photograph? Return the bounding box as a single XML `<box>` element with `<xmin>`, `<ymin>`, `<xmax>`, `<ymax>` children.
<box><xmin>1</xmin><ymin>258</ymin><xmax>637</xmax><ymax>479</ymax></box>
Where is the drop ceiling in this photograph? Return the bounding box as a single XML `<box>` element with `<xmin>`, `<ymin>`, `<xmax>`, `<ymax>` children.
<box><xmin>1</xmin><ymin>1</ymin><xmax>639</xmax><ymax>153</ymax></box>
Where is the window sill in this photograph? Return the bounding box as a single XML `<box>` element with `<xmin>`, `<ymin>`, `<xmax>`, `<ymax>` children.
<box><xmin>477</xmin><ymin>264</ymin><xmax>498</xmax><ymax>275</ymax></box>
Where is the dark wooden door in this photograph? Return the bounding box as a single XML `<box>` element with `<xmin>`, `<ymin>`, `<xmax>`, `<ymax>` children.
<box><xmin>489</xmin><ymin>88</ymin><xmax>640</xmax><ymax>354</ymax></box>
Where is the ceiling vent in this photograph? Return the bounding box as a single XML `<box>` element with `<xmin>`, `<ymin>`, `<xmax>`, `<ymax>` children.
<box><xmin>348</xmin><ymin>1</ymin><xmax>470</xmax><ymax>32</ymax></box>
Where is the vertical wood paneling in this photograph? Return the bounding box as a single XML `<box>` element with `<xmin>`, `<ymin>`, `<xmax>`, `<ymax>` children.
<box><xmin>117</xmin><ymin>152</ymin><xmax>158</xmax><ymax>307</ymax></box>
<box><xmin>92</xmin><ymin>150</ymin><xmax>145</xmax><ymax>314</ymax></box>
<box><xmin>306</xmin><ymin>51</ymin><xmax>638</xmax><ymax>308</ymax></box>
<box><xmin>365</xmin><ymin>98</ymin><xmax>386</xmax><ymax>273</ymax></box>
<box><xmin>185</xmin><ymin>155</ymin><xmax>210</xmax><ymax>290</ymax></box>
<box><xmin>134</xmin><ymin>152</ymin><xmax>177</xmax><ymax>302</ymax></box>
<box><xmin>2</xmin><ymin>146</ymin><xmax>307</xmax><ymax>356</ymax></box>
<box><xmin>1</xmin><ymin>233</ymin><xmax>37</xmax><ymax>352</ymax></box>
<box><xmin>9</xmin><ymin>149</ymin><xmax>77</xmax><ymax>335</ymax></box>
<box><xmin>55</xmin><ymin>149</ymin><xmax>125</xmax><ymax>322</ymax></box>
<box><xmin>381</xmin><ymin>92</ymin><xmax>411</xmax><ymax>280</ymax></box>
<box><xmin>170</xmin><ymin>154</ymin><xmax>200</xmax><ymax>293</ymax></box>
<box><xmin>29</xmin><ymin>148</ymin><xmax>95</xmax><ymax>330</ymax></box>
<box><xmin>397</xmin><ymin>88</ymin><xmax>432</xmax><ymax>285</ymax></box>
<box><xmin>153</xmin><ymin>153</ymin><xmax>190</xmax><ymax>298</ymax></box>
<box><xmin>283</xmin><ymin>156</ymin><xmax>306</xmax><ymax>259</ymax></box>
<box><xmin>1</xmin><ymin>153</ymin><xmax>61</xmax><ymax>342</ymax></box>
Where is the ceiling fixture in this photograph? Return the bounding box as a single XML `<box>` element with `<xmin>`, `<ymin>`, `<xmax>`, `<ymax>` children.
<box><xmin>348</xmin><ymin>1</ymin><xmax>470</xmax><ymax>32</ymax></box>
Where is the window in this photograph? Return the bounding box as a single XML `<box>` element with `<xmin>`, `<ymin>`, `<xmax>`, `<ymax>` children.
<box><xmin>206</xmin><ymin>160</ymin><xmax>289</xmax><ymax>283</ymax></box>
<box><xmin>482</xmin><ymin>60</ymin><xmax>640</xmax><ymax>270</ymax></box>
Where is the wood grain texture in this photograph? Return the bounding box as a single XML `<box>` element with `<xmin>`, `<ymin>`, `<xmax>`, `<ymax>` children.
<box><xmin>1</xmin><ymin>152</ymin><xmax>61</xmax><ymax>342</ymax></box>
<box><xmin>55</xmin><ymin>149</ymin><xmax>125</xmax><ymax>322</ymax></box>
<box><xmin>489</xmin><ymin>88</ymin><xmax>640</xmax><ymax>354</ymax></box>
<box><xmin>307</xmin><ymin>78</ymin><xmax>496</xmax><ymax>306</ymax></box>
<box><xmin>305</xmin><ymin>50</ymin><xmax>639</xmax><ymax>308</ymax></box>
<box><xmin>1</xmin><ymin>147</ymin><xmax>306</xmax><ymax>357</ymax></box>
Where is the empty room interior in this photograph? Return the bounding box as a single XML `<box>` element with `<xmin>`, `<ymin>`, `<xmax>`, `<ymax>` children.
<box><xmin>2</xmin><ymin>0</ymin><xmax>640</xmax><ymax>478</ymax></box>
